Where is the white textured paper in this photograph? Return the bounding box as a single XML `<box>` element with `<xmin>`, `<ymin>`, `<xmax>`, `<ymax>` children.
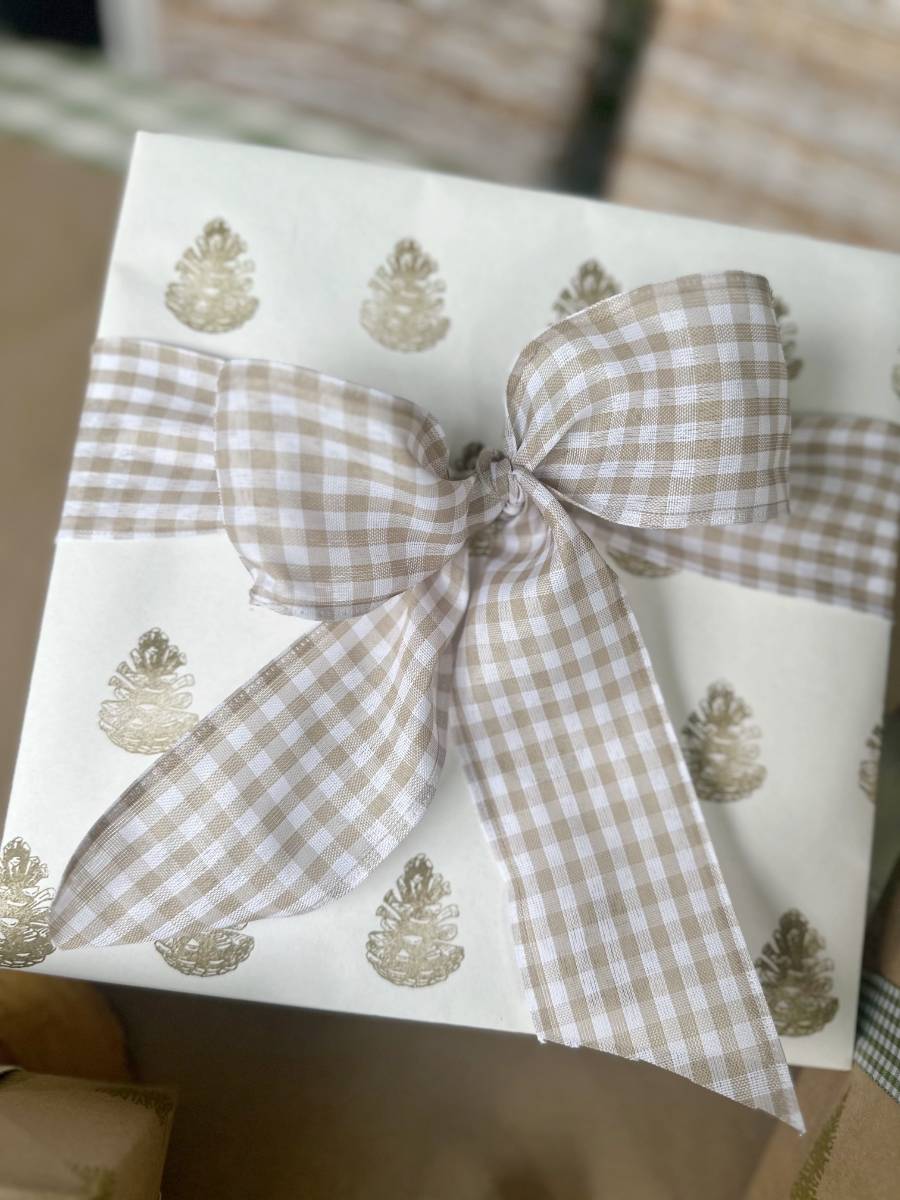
<box><xmin>6</xmin><ymin>134</ymin><xmax>899</xmax><ymax>1069</ymax></box>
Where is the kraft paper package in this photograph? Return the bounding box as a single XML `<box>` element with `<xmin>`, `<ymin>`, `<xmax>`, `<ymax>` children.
<box><xmin>0</xmin><ymin>1066</ymin><xmax>174</xmax><ymax>1200</ymax></box>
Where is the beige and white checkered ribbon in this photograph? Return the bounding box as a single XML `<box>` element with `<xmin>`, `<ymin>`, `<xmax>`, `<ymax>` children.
<box><xmin>51</xmin><ymin>269</ymin><xmax>900</xmax><ymax>1133</ymax></box>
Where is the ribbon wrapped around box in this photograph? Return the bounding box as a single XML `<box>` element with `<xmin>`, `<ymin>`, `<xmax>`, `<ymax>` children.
<box><xmin>5</xmin><ymin>135</ymin><xmax>900</xmax><ymax>1133</ymax></box>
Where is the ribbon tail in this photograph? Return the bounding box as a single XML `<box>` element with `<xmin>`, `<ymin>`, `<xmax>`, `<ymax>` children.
<box><xmin>453</xmin><ymin>480</ymin><xmax>803</xmax><ymax>1130</ymax></box>
<box><xmin>50</xmin><ymin>557</ymin><xmax>470</xmax><ymax>949</ymax></box>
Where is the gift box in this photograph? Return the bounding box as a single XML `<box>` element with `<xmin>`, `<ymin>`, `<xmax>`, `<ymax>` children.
<box><xmin>4</xmin><ymin>134</ymin><xmax>900</xmax><ymax>1130</ymax></box>
<box><xmin>0</xmin><ymin>1067</ymin><xmax>174</xmax><ymax>1200</ymax></box>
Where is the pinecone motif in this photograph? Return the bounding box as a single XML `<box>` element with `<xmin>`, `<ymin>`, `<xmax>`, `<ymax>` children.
<box><xmin>790</xmin><ymin>1089</ymin><xmax>848</xmax><ymax>1200</ymax></box>
<box><xmin>165</xmin><ymin>217</ymin><xmax>259</xmax><ymax>333</ymax></box>
<box><xmin>858</xmin><ymin>723</ymin><xmax>883</xmax><ymax>803</ymax></box>
<box><xmin>360</xmin><ymin>238</ymin><xmax>450</xmax><ymax>352</ymax></box>
<box><xmin>606</xmin><ymin>547</ymin><xmax>677</xmax><ymax>578</ymax></box>
<box><xmin>0</xmin><ymin>837</ymin><xmax>55</xmax><ymax>969</ymax></box>
<box><xmin>366</xmin><ymin>853</ymin><xmax>464</xmax><ymax>987</ymax></box>
<box><xmin>773</xmin><ymin>295</ymin><xmax>804</xmax><ymax>380</ymax></box>
<box><xmin>552</xmin><ymin>259</ymin><xmax>620</xmax><ymax>320</ymax></box>
<box><xmin>755</xmin><ymin>909</ymin><xmax>839</xmax><ymax>1037</ymax></box>
<box><xmin>98</xmin><ymin>628</ymin><xmax>199</xmax><ymax>755</ymax></box>
<box><xmin>154</xmin><ymin>926</ymin><xmax>255</xmax><ymax>977</ymax></box>
<box><xmin>95</xmin><ymin>1084</ymin><xmax>175</xmax><ymax>1128</ymax></box>
<box><xmin>449</xmin><ymin>441</ymin><xmax>485</xmax><ymax>479</ymax></box>
<box><xmin>681</xmin><ymin>681</ymin><xmax>767</xmax><ymax>802</ymax></box>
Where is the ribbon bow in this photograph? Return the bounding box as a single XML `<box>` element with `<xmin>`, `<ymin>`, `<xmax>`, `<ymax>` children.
<box><xmin>52</xmin><ymin>272</ymin><xmax>801</xmax><ymax>1127</ymax></box>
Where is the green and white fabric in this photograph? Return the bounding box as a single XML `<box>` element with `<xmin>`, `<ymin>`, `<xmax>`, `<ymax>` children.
<box><xmin>856</xmin><ymin>970</ymin><xmax>900</xmax><ymax>1104</ymax></box>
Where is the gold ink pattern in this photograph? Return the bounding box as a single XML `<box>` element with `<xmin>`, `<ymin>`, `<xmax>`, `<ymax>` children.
<box><xmin>95</xmin><ymin>1084</ymin><xmax>175</xmax><ymax>1128</ymax></box>
<box><xmin>367</xmin><ymin>854</ymin><xmax>464</xmax><ymax>987</ymax></box>
<box><xmin>858</xmin><ymin>723</ymin><xmax>882</xmax><ymax>803</ymax></box>
<box><xmin>681</xmin><ymin>681</ymin><xmax>766</xmax><ymax>803</ymax></box>
<box><xmin>165</xmin><ymin>217</ymin><xmax>259</xmax><ymax>333</ymax></box>
<box><xmin>0</xmin><ymin>837</ymin><xmax>55</xmax><ymax>969</ymax></box>
<box><xmin>790</xmin><ymin>1089</ymin><xmax>849</xmax><ymax>1200</ymax></box>
<box><xmin>756</xmin><ymin>909</ymin><xmax>839</xmax><ymax>1037</ymax></box>
<box><xmin>552</xmin><ymin>259</ymin><xmax>620</xmax><ymax>320</ymax></box>
<box><xmin>773</xmin><ymin>295</ymin><xmax>803</xmax><ymax>380</ymax></box>
<box><xmin>607</xmin><ymin>547</ymin><xmax>678</xmax><ymax>578</ymax></box>
<box><xmin>99</xmin><ymin>628</ymin><xmax>199</xmax><ymax>755</ymax></box>
<box><xmin>154</xmin><ymin>925</ymin><xmax>255</xmax><ymax>977</ymax></box>
<box><xmin>360</xmin><ymin>238</ymin><xmax>450</xmax><ymax>352</ymax></box>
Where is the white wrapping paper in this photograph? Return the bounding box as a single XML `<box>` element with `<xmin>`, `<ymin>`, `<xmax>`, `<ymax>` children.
<box><xmin>5</xmin><ymin>134</ymin><xmax>899</xmax><ymax>1070</ymax></box>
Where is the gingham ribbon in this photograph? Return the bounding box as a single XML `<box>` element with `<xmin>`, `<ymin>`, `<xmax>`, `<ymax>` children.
<box><xmin>52</xmin><ymin>268</ymin><xmax>869</xmax><ymax>1134</ymax></box>
<box><xmin>594</xmin><ymin>418</ymin><xmax>900</xmax><ymax>619</ymax></box>
<box><xmin>855</xmin><ymin>970</ymin><xmax>900</xmax><ymax>1104</ymax></box>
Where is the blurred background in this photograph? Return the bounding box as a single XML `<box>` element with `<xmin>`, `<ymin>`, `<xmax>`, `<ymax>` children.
<box><xmin>1</xmin><ymin>0</ymin><xmax>899</xmax><ymax>245</ymax></box>
<box><xmin>1</xmin><ymin>3</ymin><xmax>898</xmax><ymax>1198</ymax></box>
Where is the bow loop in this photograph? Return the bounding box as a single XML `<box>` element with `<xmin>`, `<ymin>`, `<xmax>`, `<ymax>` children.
<box><xmin>215</xmin><ymin>359</ymin><xmax>503</xmax><ymax>621</ymax></box>
<box><xmin>507</xmin><ymin>271</ymin><xmax>791</xmax><ymax>529</ymax></box>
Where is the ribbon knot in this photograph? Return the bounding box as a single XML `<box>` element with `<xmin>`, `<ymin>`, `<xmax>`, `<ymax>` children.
<box><xmin>50</xmin><ymin>271</ymin><xmax>803</xmax><ymax>1128</ymax></box>
<box><xmin>474</xmin><ymin>447</ymin><xmax>524</xmax><ymax>519</ymax></box>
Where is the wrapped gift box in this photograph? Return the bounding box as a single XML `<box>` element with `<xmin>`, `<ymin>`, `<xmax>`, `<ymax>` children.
<box><xmin>4</xmin><ymin>134</ymin><xmax>899</xmax><ymax>1091</ymax></box>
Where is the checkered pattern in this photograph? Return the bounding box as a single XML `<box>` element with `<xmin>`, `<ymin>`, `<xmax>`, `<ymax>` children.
<box><xmin>51</xmin><ymin>272</ymin><xmax>802</xmax><ymax>1129</ymax></box>
<box><xmin>59</xmin><ymin>339</ymin><xmax>222</xmax><ymax>538</ymax></box>
<box><xmin>508</xmin><ymin>271</ymin><xmax>790</xmax><ymax>528</ymax></box>
<box><xmin>599</xmin><ymin>417</ymin><xmax>900</xmax><ymax>619</ymax></box>
<box><xmin>215</xmin><ymin>361</ymin><xmax>502</xmax><ymax>618</ymax></box>
<box><xmin>855</xmin><ymin>970</ymin><xmax>900</xmax><ymax>1104</ymax></box>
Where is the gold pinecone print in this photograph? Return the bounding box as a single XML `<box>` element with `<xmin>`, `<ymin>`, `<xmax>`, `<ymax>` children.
<box><xmin>165</xmin><ymin>217</ymin><xmax>259</xmax><ymax>333</ymax></box>
<box><xmin>360</xmin><ymin>238</ymin><xmax>450</xmax><ymax>352</ymax></box>
<box><xmin>367</xmin><ymin>853</ymin><xmax>464</xmax><ymax>987</ymax></box>
<box><xmin>448</xmin><ymin>441</ymin><xmax>484</xmax><ymax>479</ymax></box>
<box><xmin>606</xmin><ymin>547</ymin><xmax>677</xmax><ymax>578</ymax></box>
<box><xmin>154</xmin><ymin>926</ymin><xmax>255</xmax><ymax>977</ymax></box>
<box><xmin>791</xmin><ymin>1089</ymin><xmax>849</xmax><ymax>1200</ymax></box>
<box><xmin>773</xmin><ymin>295</ymin><xmax>803</xmax><ymax>380</ymax></box>
<box><xmin>681</xmin><ymin>681</ymin><xmax>766</xmax><ymax>802</ymax></box>
<box><xmin>99</xmin><ymin>627</ymin><xmax>199</xmax><ymax>755</ymax></box>
<box><xmin>552</xmin><ymin>259</ymin><xmax>620</xmax><ymax>321</ymax></box>
<box><xmin>95</xmin><ymin>1084</ymin><xmax>174</xmax><ymax>1128</ymax></box>
<box><xmin>755</xmin><ymin>909</ymin><xmax>839</xmax><ymax>1037</ymax></box>
<box><xmin>70</xmin><ymin>1164</ymin><xmax>116</xmax><ymax>1200</ymax></box>
<box><xmin>858</xmin><ymin>723</ymin><xmax>882</xmax><ymax>803</ymax></box>
<box><xmin>0</xmin><ymin>837</ymin><xmax>55</xmax><ymax>969</ymax></box>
